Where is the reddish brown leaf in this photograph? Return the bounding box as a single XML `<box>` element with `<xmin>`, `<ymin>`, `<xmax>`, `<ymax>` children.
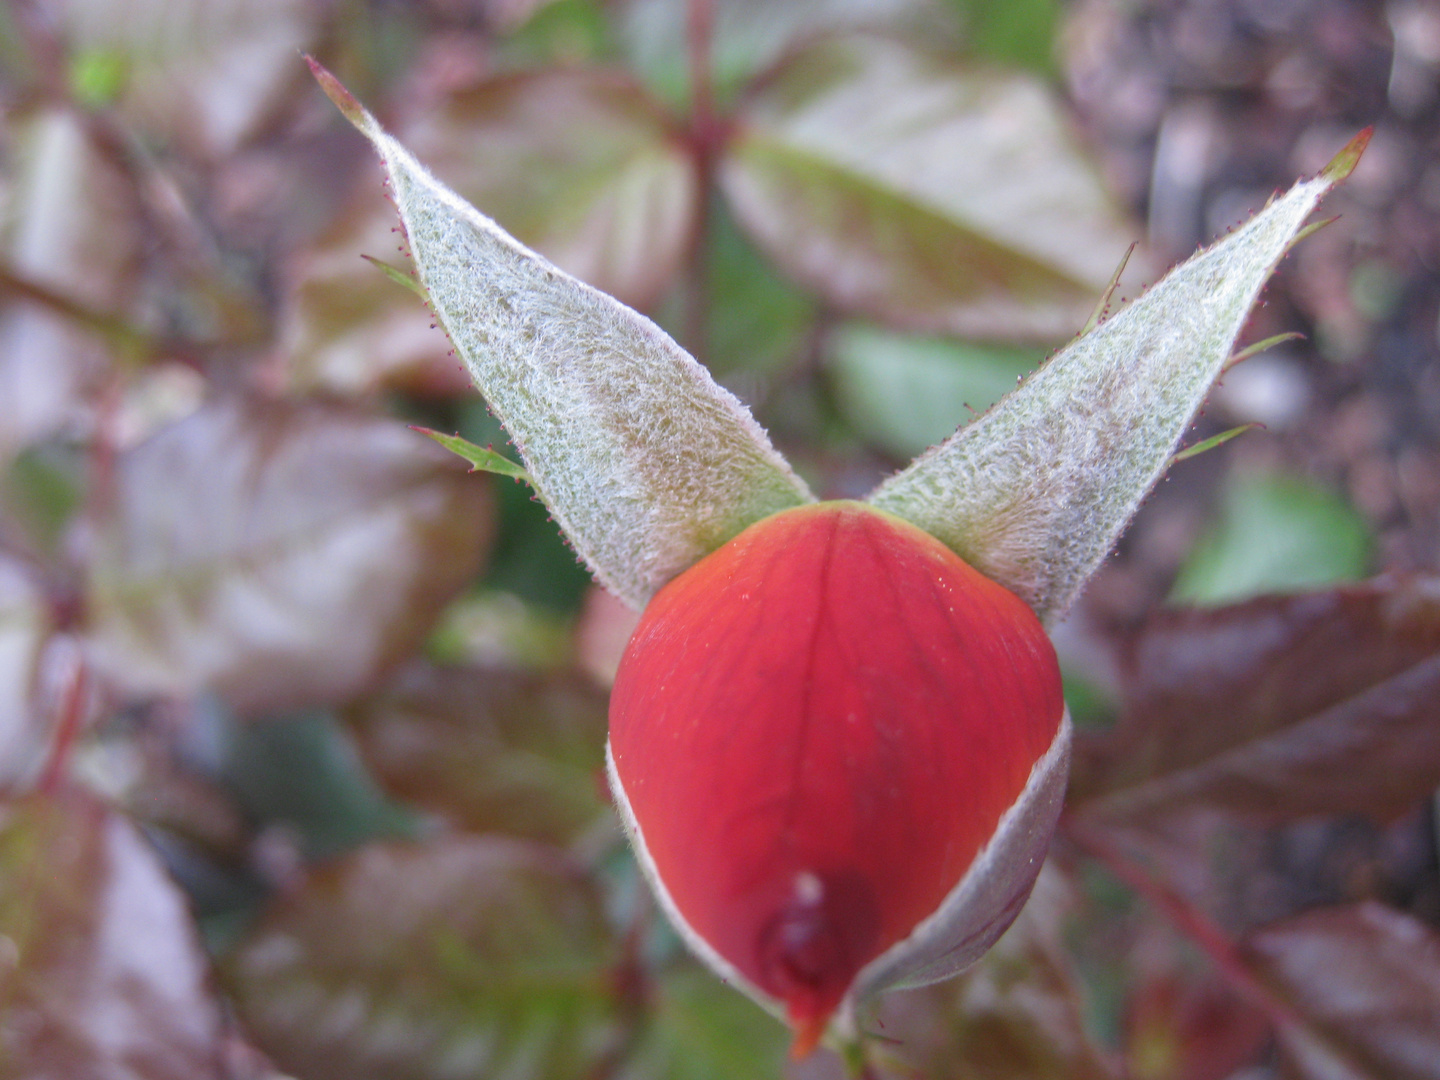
<box><xmin>84</xmin><ymin>396</ymin><xmax>494</xmax><ymax>714</ymax></box>
<box><xmin>403</xmin><ymin>70</ymin><xmax>697</xmax><ymax>310</ymax></box>
<box><xmin>343</xmin><ymin>663</ymin><xmax>610</xmax><ymax>846</ymax></box>
<box><xmin>864</xmin><ymin>867</ymin><xmax>1117</xmax><ymax>1080</ymax></box>
<box><xmin>1</xmin><ymin>109</ymin><xmax>138</xmax><ymax>457</ymax></box>
<box><xmin>1247</xmin><ymin>903</ymin><xmax>1440</xmax><ymax>1080</ymax></box>
<box><xmin>0</xmin><ymin>558</ymin><xmax>50</xmax><ymax>792</ymax></box>
<box><xmin>721</xmin><ymin>35</ymin><xmax>1140</xmax><ymax>342</ymax></box>
<box><xmin>1125</xmin><ymin>972</ymin><xmax>1271</xmax><ymax>1080</ymax></box>
<box><xmin>278</xmin><ymin>191</ymin><xmax>475</xmax><ymax>397</ymax></box>
<box><xmin>59</xmin><ymin>0</ymin><xmax>322</xmax><ymax>155</ymax></box>
<box><xmin>1072</xmin><ymin>577</ymin><xmax>1440</xmax><ymax>822</ymax></box>
<box><xmin>224</xmin><ymin>836</ymin><xmax>621</xmax><ymax>1080</ymax></box>
<box><xmin>0</xmin><ymin>790</ymin><xmax>227</xmax><ymax>1079</ymax></box>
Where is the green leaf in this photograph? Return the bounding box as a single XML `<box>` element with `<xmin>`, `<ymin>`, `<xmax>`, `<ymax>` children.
<box><xmin>220</xmin><ymin>708</ymin><xmax>418</xmax><ymax>860</ymax></box>
<box><xmin>696</xmin><ymin>203</ymin><xmax>817</xmax><ymax>383</ymax></box>
<box><xmin>427</xmin><ymin>591</ymin><xmax>578</xmax><ymax>671</ymax></box>
<box><xmin>869</xmin><ymin>131</ymin><xmax>1370</xmax><ymax>623</ymax></box>
<box><xmin>454</xmin><ymin>399</ymin><xmax>594</xmax><ymax>614</ymax></box>
<box><xmin>67</xmin><ymin>48</ymin><xmax>128</xmax><ymax>107</ymax></box>
<box><xmin>1225</xmin><ymin>330</ymin><xmax>1306</xmax><ymax>371</ymax></box>
<box><xmin>951</xmin><ymin>0</ymin><xmax>1060</xmax><ymax>73</ymax></box>
<box><xmin>828</xmin><ymin>323</ymin><xmax>1042</xmax><ymax>458</ymax></box>
<box><xmin>224</xmin><ymin>836</ymin><xmax>622</xmax><ymax>1080</ymax></box>
<box><xmin>362</xmin><ymin>254</ymin><xmax>427</xmax><ymax>300</ymax></box>
<box><xmin>619</xmin><ymin>0</ymin><xmax>959</xmax><ymax>109</ymax></box>
<box><xmin>311</xmin><ymin>61</ymin><xmax>813</xmax><ymax>609</ymax></box>
<box><xmin>720</xmin><ymin>34</ymin><xmax>1139</xmax><ymax>342</ymax></box>
<box><xmin>1168</xmin><ymin>424</ymin><xmax>1259</xmax><ymax>465</ymax></box>
<box><xmin>622</xmin><ymin>964</ymin><xmax>790</xmax><ymax>1079</ymax></box>
<box><xmin>1</xmin><ymin>440</ymin><xmax>84</xmax><ymax>558</ymax></box>
<box><xmin>1170</xmin><ymin>473</ymin><xmax>1371</xmax><ymax>605</ymax></box>
<box><xmin>414</xmin><ymin>426</ymin><xmax>532</xmax><ymax>484</ymax></box>
<box><xmin>483</xmin><ymin>490</ymin><xmax>595</xmax><ymax>613</ymax></box>
<box><xmin>499</xmin><ymin>0</ymin><xmax>615</xmax><ymax>69</ymax></box>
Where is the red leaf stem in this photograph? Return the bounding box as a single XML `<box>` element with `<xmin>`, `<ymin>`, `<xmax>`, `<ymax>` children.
<box><xmin>683</xmin><ymin>0</ymin><xmax>718</xmax><ymax>358</ymax></box>
<box><xmin>686</xmin><ymin>0</ymin><xmax>716</xmax><ymax>143</ymax></box>
<box><xmin>1063</xmin><ymin>815</ymin><xmax>1303</xmax><ymax>1033</ymax></box>
<box><xmin>39</xmin><ymin>652</ymin><xmax>89</xmax><ymax>795</ymax></box>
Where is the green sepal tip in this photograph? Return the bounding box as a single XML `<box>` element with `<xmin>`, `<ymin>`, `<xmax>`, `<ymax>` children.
<box><xmin>413</xmin><ymin>427</ymin><xmax>533</xmax><ymax>484</ymax></box>
<box><xmin>1320</xmin><ymin>127</ymin><xmax>1373</xmax><ymax>183</ymax></box>
<box><xmin>1170</xmin><ymin>424</ymin><xmax>1262</xmax><ymax>465</ymax></box>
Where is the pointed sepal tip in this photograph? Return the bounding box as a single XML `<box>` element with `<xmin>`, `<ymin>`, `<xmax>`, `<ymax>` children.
<box><xmin>1321</xmin><ymin>127</ymin><xmax>1372</xmax><ymax>184</ymax></box>
<box><xmin>410</xmin><ymin>426</ymin><xmax>532</xmax><ymax>484</ymax></box>
<box><xmin>361</xmin><ymin>254</ymin><xmax>427</xmax><ymax>300</ymax></box>
<box><xmin>304</xmin><ymin>54</ymin><xmax>372</xmax><ymax>134</ymax></box>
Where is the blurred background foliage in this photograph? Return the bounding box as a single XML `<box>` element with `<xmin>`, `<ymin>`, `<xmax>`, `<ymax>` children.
<box><xmin>1</xmin><ymin>0</ymin><xmax>1439</xmax><ymax>1077</ymax></box>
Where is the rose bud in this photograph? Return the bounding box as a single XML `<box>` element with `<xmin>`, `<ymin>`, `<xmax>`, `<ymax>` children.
<box><xmin>315</xmin><ymin>62</ymin><xmax>1362</xmax><ymax>1060</ymax></box>
<box><xmin>607</xmin><ymin>500</ymin><xmax>1070</xmax><ymax>1057</ymax></box>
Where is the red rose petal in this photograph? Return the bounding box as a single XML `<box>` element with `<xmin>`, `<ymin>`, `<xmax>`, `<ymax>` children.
<box><xmin>608</xmin><ymin>501</ymin><xmax>1065</xmax><ymax>1050</ymax></box>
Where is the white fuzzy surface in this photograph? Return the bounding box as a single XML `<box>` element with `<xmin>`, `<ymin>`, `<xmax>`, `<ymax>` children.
<box><xmin>868</xmin><ymin>173</ymin><xmax>1336</xmax><ymax>624</ymax></box>
<box><xmin>358</xmin><ymin>114</ymin><xmax>813</xmax><ymax>609</ymax></box>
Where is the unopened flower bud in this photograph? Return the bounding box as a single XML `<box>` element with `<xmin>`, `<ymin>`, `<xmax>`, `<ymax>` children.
<box><xmin>608</xmin><ymin>501</ymin><xmax>1070</xmax><ymax>1055</ymax></box>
